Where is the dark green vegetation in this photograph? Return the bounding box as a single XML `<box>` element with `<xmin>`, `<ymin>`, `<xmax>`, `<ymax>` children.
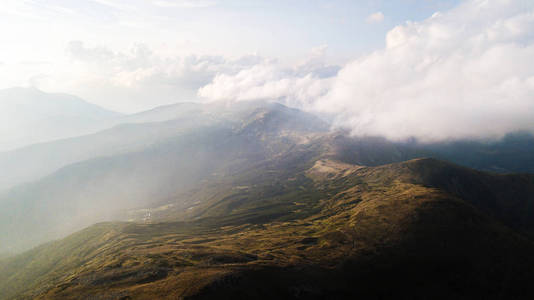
<box><xmin>1</xmin><ymin>158</ymin><xmax>534</xmax><ymax>299</ymax></box>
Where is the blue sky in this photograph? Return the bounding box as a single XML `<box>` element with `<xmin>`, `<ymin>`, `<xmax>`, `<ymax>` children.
<box><xmin>0</xmin><ymin>0</ymin><xmax>461</xmax><ymax>65</ymax></box>
<box><xmin>210</xmin><ymin>0</ymin><xmax>462</xmax><ymax>59</ymax></box>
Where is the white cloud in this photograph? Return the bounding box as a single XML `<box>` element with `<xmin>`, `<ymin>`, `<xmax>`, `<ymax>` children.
<box><xmin>66</xmin><ymin>41</ymin><xmax>263</xmax><ymax>88</ymax></box>
<box><xmin>199</xmin><ymin>64</ymin><xmax>333</xmax><ymax>109</ymax></box>
<box><xmin>199</xmin><ymin>0</ymin><xmax>534</xmax><ymax>142</ymax></box>
<box><xmin>55</xmin><ymin>41</ymin><xmax>266</xmax><ymax>112</ymax></box>
<box><xmin>366</xmin><ymin>11</ymin><xmax>384</xmax><ymax>24</ymax></box>
<box><xmin>198</xmin><ymin>46</ymin><xmax>339</xmax><ymax>108</ymax></box>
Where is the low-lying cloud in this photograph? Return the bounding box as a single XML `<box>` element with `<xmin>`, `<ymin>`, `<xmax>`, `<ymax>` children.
<box><xmin>199</xmin><ymin>0</ymin><xmax>534</xmax><ymax>142</ymax></box>
<box><xmin>198</xmin><ymin>45</ymin><xmax>338</xmax><ymax>109</ymax></box>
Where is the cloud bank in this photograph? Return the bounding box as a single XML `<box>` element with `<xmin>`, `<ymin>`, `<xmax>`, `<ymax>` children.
<box><xmin>198</xmin><ymin>45</ymin><xmax>338</xmax><ymax>109</ymax></box>
<box><xmin>199</xmin><ymin>0</ymin><xmax>534</xmax><ymax>142</ymax></box>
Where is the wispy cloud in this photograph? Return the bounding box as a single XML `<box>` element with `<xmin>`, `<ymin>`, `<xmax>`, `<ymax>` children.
<box><xmin>0</xmin><ymin>0</ymin><xmax>42</xmax><ymax>19</ymax></box>
<box><xmin>151</xmin><ymin>0</ymin><xmax>217</xmax><ymax>8</ymax></box>
<box><xmin>91</xmin><ymin>0</ymin><xmax>216</xmax><ymax>10</ymax></box>
<box><xmin>366</xmin><ymin>11</ymin><xmax>384</xmax><ymax>24</ymax></box>
<box><xmin>91</xmin><ymin>0</ymin><xmax>135</xmax><ymax>11</ymax></box>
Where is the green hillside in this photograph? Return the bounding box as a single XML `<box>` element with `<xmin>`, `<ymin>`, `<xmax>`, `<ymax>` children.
<box><xmin>2</xmin><ymin>101</ymin><xmax>534</xmax><ymax>255</ymax></box>
<box><xmin>2</xmin><ymin>158</ymin><xmax>534</xmax><ymax>299</ymax></box>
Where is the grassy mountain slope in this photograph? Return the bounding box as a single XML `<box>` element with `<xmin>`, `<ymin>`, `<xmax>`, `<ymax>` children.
<box><xmin>0</xmin><ymin>103</ymin><xmax>330</xmax><ymax>253</ymax></box>
<box><xmin>2</xmin><ymin>100</ymin><xmax>534</xmax><ymax>255</ymax></box>
<box><xmin>2</xmin><ymin>158</ymin><xmax>534</xmax><ymax>299</ymax></box>
<box><xmin>3</xmin><ymin>111</ymin><xmax>534</xmax><ymax>254</ymax></box>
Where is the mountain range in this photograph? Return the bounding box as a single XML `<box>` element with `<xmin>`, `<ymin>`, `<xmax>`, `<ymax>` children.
<box><xmin>1</xmin><ymin>88</ymin><xmax>534</xmax><ymax>299</ymax></box>
<box><xmin>1</xmin><ymin>158</ymin><xmax>534</xmax><ymax>299</ymax></box>
<box><xmin>0</xmin><ymin>87</ymin><xmax>121</xmax><ymax>152</ymax></box>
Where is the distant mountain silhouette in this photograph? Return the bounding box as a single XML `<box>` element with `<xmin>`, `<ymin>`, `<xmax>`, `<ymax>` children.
<box><xmin>0</xmin><ymin>87</ymin><xmax>121</xmax><ymax>151</ymax></box>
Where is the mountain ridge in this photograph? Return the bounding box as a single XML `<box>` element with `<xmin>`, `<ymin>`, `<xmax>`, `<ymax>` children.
<box><xmin>1</xmin><ymin>100</ymin><xmax>534</xmax><ymax>254</ymax></box>
<box><xmin>0</xmin><ymin>87</ymin><xmax>121</xmax><ymax>152</ymax></box>
<box><xmin>2</xmin><ymin>158</ymin><xmax>534</xmax><ymax>299</ymax></box>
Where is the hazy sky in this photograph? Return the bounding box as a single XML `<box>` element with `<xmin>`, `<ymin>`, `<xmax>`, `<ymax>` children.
<box><xmin>1</xmin><ymin>0</ymin><xmax>533</xmax><ymax>141</ymax></box>
<box><xmin>0</xmin><ymin>0</ymin><xmax>460</xmax><ymax>112</ymax></box>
